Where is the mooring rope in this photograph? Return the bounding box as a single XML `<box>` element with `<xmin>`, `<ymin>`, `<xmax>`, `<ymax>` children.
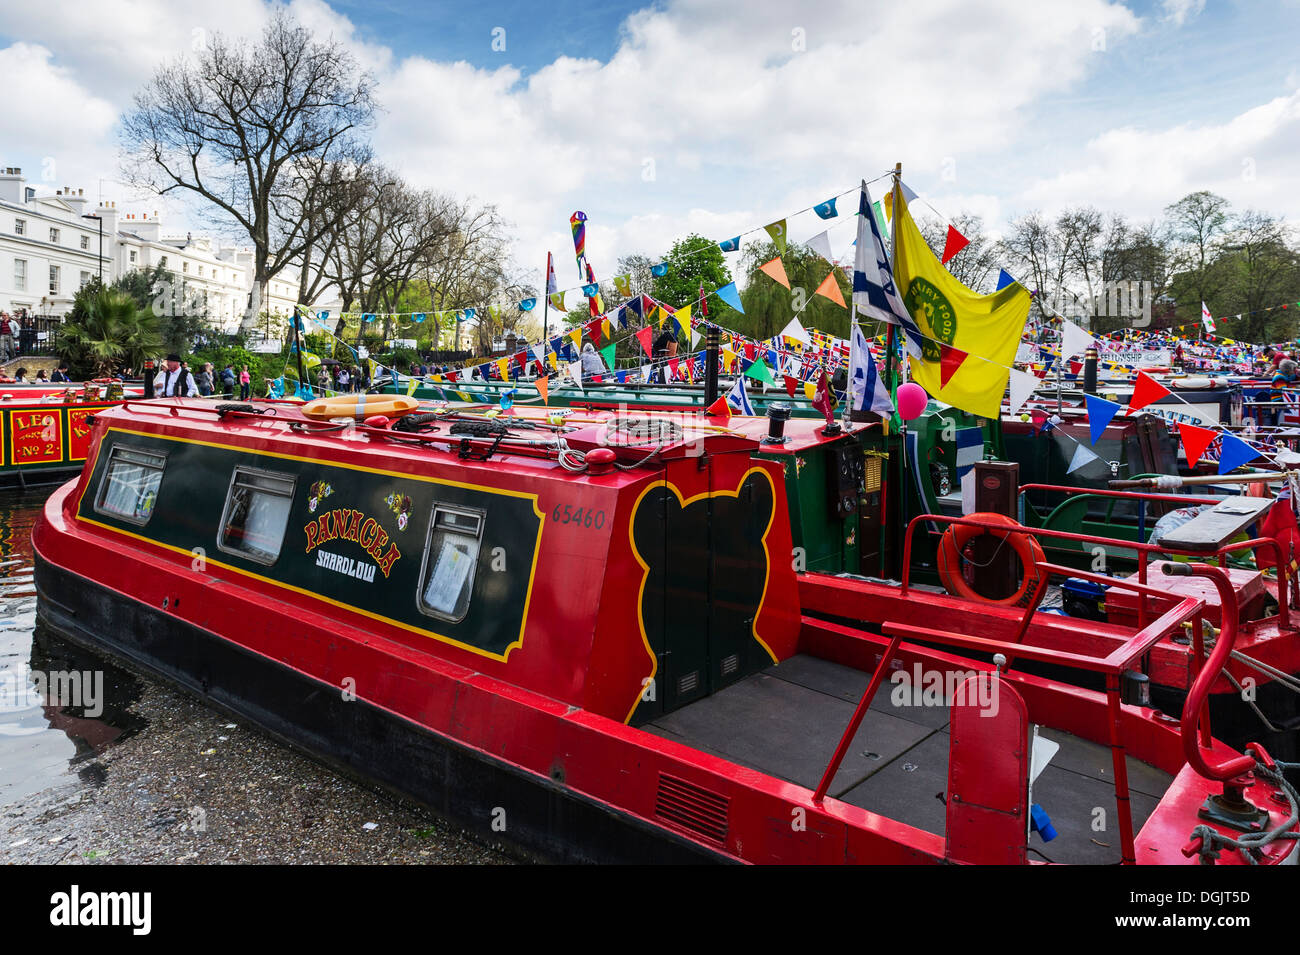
<box><xmin>1186</xmin><ymin>758</ymin><xmax>1300</xmax><ymax>865</ymax></box>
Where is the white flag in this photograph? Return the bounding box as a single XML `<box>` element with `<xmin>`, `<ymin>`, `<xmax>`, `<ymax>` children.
<box><xmin>1060</xmin><ymin>318</ymin><xmax>1097</xmax><ymax>360</ymax></box>
<box><xmin>1007</xmin><ymin>368</ymin><xmax>1040</xmax><ymax>415</ymax></box>
<box><xmin>1201</xmin><ymin>302</ymin><xmax>1216</xmax><ymax>334</ymax></box>
<box><xmin>848</xmin><ymin>322</ymin><xmax>894</xmax><ymax>418</ymax></box>
<box><xmin>806</xmin><ymin>230</ymin><xmax>834</xmax><ymax>264</ymax></box>
<box><xmin>779</xmin><ymin>316</ymin><xmax>812</xmax><ymax>345</ymax></box>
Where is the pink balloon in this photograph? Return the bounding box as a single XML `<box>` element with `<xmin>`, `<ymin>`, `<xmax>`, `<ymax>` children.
<box><xmin>896</xmin><ymin>382</ymin><xmax>928</xmax><ymax>420</ymax></box>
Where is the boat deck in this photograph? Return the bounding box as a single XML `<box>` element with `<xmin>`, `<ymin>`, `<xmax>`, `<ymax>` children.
<box><xmin>645</xmin><ymin>654</ymin><xmax>1174</xmax><ymax>864</ymax></box>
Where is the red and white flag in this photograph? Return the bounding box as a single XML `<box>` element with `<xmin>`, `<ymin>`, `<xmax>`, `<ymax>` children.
<box><xmin>1201</xmin><ymin>301</ymin><xmax>1216</xmax><ymax>334</ymax></box>
<box><xmin>546</xmin><ymin>252</ymin><xmax>558</xmax><ymax>295</ymax></box>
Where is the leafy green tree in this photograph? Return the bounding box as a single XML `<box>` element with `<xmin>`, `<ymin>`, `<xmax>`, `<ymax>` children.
<box><xmin>737</xmin><ymin>240</ymin><xmax>851</xmax><ymax>340</ymax></box>
<box><xmin>651</xmin><ymin>234</ymin><xmax>735</xmax><ymax>324</ymax></box>
<box><xmin>57</xmin><ymin>287</ymin><xmax>162</xmax><ymax>378</ymax></box>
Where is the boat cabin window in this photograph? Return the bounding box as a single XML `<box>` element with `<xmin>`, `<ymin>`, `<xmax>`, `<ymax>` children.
<box><xmin>95</xmin><ymin>446</ymin><xmax>167</xmax><ymax>525</ymax></box>
<box><xmin>218</xmin><ymin>468</ymin><xmax>297</xmax><ymax>565</ymax></box>
<box><xmin>418</xmin><ymin>505</ymin><xmax>484</xmax><ymax>623</ymax></box>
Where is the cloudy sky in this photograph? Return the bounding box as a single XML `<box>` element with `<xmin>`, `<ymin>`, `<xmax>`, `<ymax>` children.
<box><xmin>2</xmin><ymin>0</ymin><xmax>1298</xmax><ymax>292</ymax></box>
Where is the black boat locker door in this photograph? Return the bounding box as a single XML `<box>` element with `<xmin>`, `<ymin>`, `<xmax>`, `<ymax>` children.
<box><xmin>707</xmin><ymin>465</ymin><xmax>773</xmax><ymax>691</ymax></box>
<box><xmin>660</xmin><ymin>463</ymin><xmax>712</xmax><ymax>712</ymax></box>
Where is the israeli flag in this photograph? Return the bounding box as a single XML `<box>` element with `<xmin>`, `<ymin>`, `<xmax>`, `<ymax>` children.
<box><xmin>848</xmin><ymin>322</ymin><xmax>894</xmax><ymax>417</ymax></box>
<box><xmin>727</xmin><ymin>375</ymin><xmax>754</xmax><ymax>415</ymax></box>
<box><xmin>853</xmin><ymin>180</ymin><xmax>922</xmax><ymax>357</ymax></box>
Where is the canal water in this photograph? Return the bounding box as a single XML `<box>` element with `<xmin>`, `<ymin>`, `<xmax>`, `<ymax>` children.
<box><xmin>0</xmin><ymin>484</ymin><xmax>147</xmax><ymax>807</ymax></box>
<box><xmin>0</xmin><ymin>482</ymin><xmax>509</xmax><ymax>863</ymax></box>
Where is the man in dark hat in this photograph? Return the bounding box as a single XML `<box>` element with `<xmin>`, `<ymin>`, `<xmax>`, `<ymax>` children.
<box><xmin>154</xmin><ymin>353</ymin><xmax>198</xmax><ymax>397</ymax></box>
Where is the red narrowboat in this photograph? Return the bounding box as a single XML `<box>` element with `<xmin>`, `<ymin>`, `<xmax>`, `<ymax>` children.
<box><xmin>31</xmin><ymin>398</ymin><xmax>1299</xmax><ymax>864</ymax></box>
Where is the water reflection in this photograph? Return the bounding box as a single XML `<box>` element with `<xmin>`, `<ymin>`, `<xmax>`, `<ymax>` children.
<box><xmin>0</xmin><ymin>486</ymin><xmax>145</xmax><ymax>806</ymax></box>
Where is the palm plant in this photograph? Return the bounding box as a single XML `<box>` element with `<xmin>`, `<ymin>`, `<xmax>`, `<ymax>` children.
<box><xmin>58</xmin><ymin>288</ymin><xmax>163</xmax><ymax>378</ymax></box>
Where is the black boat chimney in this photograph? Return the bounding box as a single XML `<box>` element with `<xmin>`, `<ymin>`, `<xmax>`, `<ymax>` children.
<box><xmin>1083</xmin><ymin>345</ymin><xmax>1098</xmax><ymax>395</ymax></box>
<box><xmin>143</xmin><ymin>359</ymin><xmax>155</xmax><ymax>399</ymax></box>
<box><xmin>763</xmin><ymin>402</ymin><xmax>791</xmax><ymax>444</ymax></box>
<box><xmin>704</xmin><ymin>325</ymin><xmax>720</xmax><ymax>406</ymax></box>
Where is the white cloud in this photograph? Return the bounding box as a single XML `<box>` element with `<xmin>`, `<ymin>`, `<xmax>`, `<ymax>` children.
<box><xmin>1162</xmin><ymin>0</ymin><xmax>1206</xmax><ymax>27</ymax></box>
<box><xmin>1019</xmin><ymin>88</ymin><xmax>1300</xmax><ymax>223</ymax></box>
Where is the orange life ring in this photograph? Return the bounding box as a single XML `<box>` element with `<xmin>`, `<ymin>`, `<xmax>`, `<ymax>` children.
<box><xmin>937</xmin><ymin>512</ymin><xmax>1046</xmax><ymax>607</ymax></box>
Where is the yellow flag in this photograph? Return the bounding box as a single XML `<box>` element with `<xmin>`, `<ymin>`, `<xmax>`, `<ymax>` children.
<box><xmin>613</xmin><ymin>274</ymin><xmax>632</xmax><ymax>297</ymax></box>
<box><xmin>892</xmin><ymin>194</ymin><xmax>1031</xmax><ymax>417</ymax></box>
<box><xmin>674</xmin><ymin>303</ymin><xmax>691</xmax><ymax>334</ymax></box>
<box><xmin>764</xmin><ymin>219</ymin><xmax>787</xmax><ymax>253</ymax></box>
<box><xmin>406</xmin><ymin>377</ymin><xmax>418</xmax><ymax>396</ymax></box>
<box><xmin>496</xmin><ymin>358</ymin><xmax>510</xmax><ymax>379</ymax></box>
<box><xmin>547</xmin><ymin>353</ymin><xmax>558</xmax><ymax>371</ymax></box>
<box><xmin>550</xmin><ymin>292</ymin><xmax>565</xmax><ymax>311</ymax></box>
<box><xmin>569</xmin><ymin>329</ymin><xmax>582</xmax><ymax>352</ymax></box>
<box><xmin>803</xmin><ymin>381</ymin><xmax>817</xmax><ymax>401</ymax></box>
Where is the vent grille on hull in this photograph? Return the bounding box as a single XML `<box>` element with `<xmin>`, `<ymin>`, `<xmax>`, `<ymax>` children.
<box><xmin>677</xmin><ymin>671</ymin><xmax>699</xmax><ymax>695</ymax></box>
<box><xmin>720</xmin><ymin>654</ymin><xmax>739</xmax><ymax>677</ymax></box>
<box><xmin>654</xmin><ymin>773</ymin><xmax>729</xmax><ymax>845</ymax></box>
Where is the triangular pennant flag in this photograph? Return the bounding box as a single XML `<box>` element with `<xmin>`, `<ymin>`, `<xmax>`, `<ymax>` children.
<box><xmin>567</xmin><ymin>361</ymin><xmax>583</xmax><ymax>387</ymax></box>
<box><xmin>673</xmin><ymin>302</ymin><xmax>691</xmax><ymax>333</ymax></box>
<box><xmin>813</xmin><ymin>271</ymin><xmax>846</xmax><ymax>308</ymax></box>
<box><xmin>718</xmin><ymin>236</ymin><xmax>740</xmax><ymax>253</ymax></box>
<box><xmin>745</xmin><ymin>357</ymin><xmax>776</xmax><ymax>386</ymax></box>
<box><xmin>1085</xmin><ymin>394</ymin><xmax>1123</xmax><ymax>445</ymax></box>
<box><xmin>613</xmin><ymin>274</ymin><xmax>632</xmax><ymax>297</ymax></box>
<box><xmin>536</xmin><ymin>376</ymin><xmax>549</xmax><ymax>406</ymax></box>
<box><xmin>550</xmin><ymin>292</ymin><xmax>565</xmax><ymax>311</ymax></box>
<box><xmin>939</xmin><ymin>344</ymin><xmax>967</xmax><ymax>389</ymax></box>
<box><xmin>806</xmin><ymin>230</ymin><xmax>834</xmax><ymax>263</ymax></box>
<box><xmin>783</xmin><ymin>375</ymin><xmax>799</xmax><ymax>398</ymax></box>
<box><xmin>940</xmin><ymin>225</ymin><xmax>969</xmax><ymax>265</ymax></box>
<box><xmin>1007</xmin><ymin>368</ymin><xmax>1039</xmax><ymax>415</ymax></box>
<box><xmin>764</xmin><ymin>219</ymin><xmax>787</xmax><ymax>253</ymax></box>
<box><xmin>635</xmin><ymin>326</ymin><xmax>654</xmax><ymax>356</ymax></box>
<box><xmin>715</xmin><ymin>282</ymin><xmax>745</xmax><ymax>313</ymax></box>
<box><xmin>569</xmin><ymin>328</ymin><xmax>583</xmax><ymax>352</ymax></box>
<box><xmin>995</xmin><ymin>269</ymin><xmax>1016</xmax><ymax>291</ymax></box>
<box><xmin>1217</xmin><ymin>432</ymin><xmax>1260</xmax><ymax>475</ymax></box>
<box><xmin>705</xmin><ymin>395</ymin><xmax>731</xmax><ymax>417</ymax></box>
<box><xmin>803</xmin><ymin>381</ymin><xmax>817</xmax><ymax>401</ymax></box>
<box><xmin>779</xmin><ymin>316</ymin><xmax>811</xmax><ymax>345</ymax></box>
<box><xmin>759</xmin><ymin>256</ymin><xmax>791</xmax><ymax>288</ymax></box>
<box><xmin>1126</xmin><ymin>371</ymin><xmax>1171</xmax><ymax>414</ymax></box>
<box><xmin>1067</xmin><ymin>443</ymin><xmax>1100</xmax><ymax>474</ymax></box>
<box><xmin>813</xmin><ymin>198</ymin><xmax>838</xmax><ymax>219</ymax></box>
<box><xmin>1060</xmin><ymin>318</ymin><xmax>1097</xmax><ymax>360</ymax></box>
<box><xmin>599</xmin><ymin>342</ymin><xmax>616</xmax><ymax>371</ymax></box>
<box><xmin>1178</xmin><ymin>423</ymin><xmax>1217</xmax><ymax>468</ymax></box>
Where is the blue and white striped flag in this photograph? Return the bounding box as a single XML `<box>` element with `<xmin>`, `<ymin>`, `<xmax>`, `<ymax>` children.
<box><xmin>727</xmin><ymin>375</ymin><xmax>754</xmax><ymax>415</ymax></box>
<box><xmin>848</xmin><ymin>322</ymin><xmax>894</xmax><ymax>417</ymax></box>
<box><xmin>853</xmin><ymin>180</ymin><xmax>922</xmax><ymax>357</ymax></box>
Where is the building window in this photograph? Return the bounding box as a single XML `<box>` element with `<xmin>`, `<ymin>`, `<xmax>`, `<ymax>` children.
<box><xmin>198</xmin><ymin>265</ymin><xmax>204</xmax><ymax>277</ymax></box>
<box><xmin>95</xmin><ymin>446</ymin><xmax>167</xmax><ymax>525</ymax></box>
<box><xmin>14</xmin><ymin>219</ymin><xmax>25</xmax><ymax>236</ymax></box>
<box><xmin>182</xmin><ymin>262</ymin><xmax>189</xmax><ymax>273</ymax></box>
<box><xmin>80</xmin><ymin>271</ymin><xmax>91</xmax><ymax>288</ymax></box>
<box><xmin>129</xmin><ymin>250</ymin><xmax>137</xmax><ymax>265</ymax></box>
<box><xmin>13</xmin><ymin>259</ymin><xmax>26</xmax><ymax>292</ymax></box>
<box><xmin>49</xmin><ymin>265</ymin><xmax>60</xmax><ymax>295</ymax></box>
<box><xmin>49</xmin><ymin>227</ymin><xmax>60</xmax><ymax>244</ymax></box>
<box><xmin>417</xmin><ymin>504</ymin><xmax>484</xmax><ymax>623</ymax></box>
<box><xmin>218</xmin><ymin>467</ymin><xmax>296</xmax><ymax>565</ymax></box>
<box><xmin>159</xmin><ymin>256</ymin><xmax>167</xmax><ymax>268</ymax></box>
<box><xmin>80</xmin><ymin>235</ymin><xmax>89</xmax><ymax>250</ymax></box>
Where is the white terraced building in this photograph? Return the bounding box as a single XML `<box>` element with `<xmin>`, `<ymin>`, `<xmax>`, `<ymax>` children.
<box><xmin>0</xmin><ymin>167</ymin><xmax>330</xmax><ymax>330</ymax></box>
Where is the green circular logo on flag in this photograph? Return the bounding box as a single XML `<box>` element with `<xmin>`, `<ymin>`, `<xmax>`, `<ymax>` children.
<box><xmin>905</xmin><ymin>277</ymin><xmax>957</xmax><ymax>363</ymax></box>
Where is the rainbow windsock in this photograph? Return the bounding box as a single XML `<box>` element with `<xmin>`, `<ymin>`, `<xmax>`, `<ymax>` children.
<box><xmin>570</xmin><ymin>211</ymin><xmax>587</xmax><ymax>278</ymax></box>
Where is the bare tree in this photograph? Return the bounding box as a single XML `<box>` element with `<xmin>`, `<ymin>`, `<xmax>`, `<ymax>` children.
<box><xmin>119</xmin><ymin>11</ymin><xmax>377</xmax><ymax>332</ymax></box>
<box><xmin>916</xmin><ymin>213</ymin><xmax>1000</xmax><ymax>293</ymax></box>
<box><xmin>1164</xmin><ymin>191</ymin><xmax>1231</xmax><ymax>322</ymax></box>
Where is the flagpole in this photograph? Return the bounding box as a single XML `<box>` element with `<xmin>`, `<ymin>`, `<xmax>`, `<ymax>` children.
<box><xmin>888</xmin><ymin>162</ymin><xmax>907</xmax><ymax>578</ymax></box>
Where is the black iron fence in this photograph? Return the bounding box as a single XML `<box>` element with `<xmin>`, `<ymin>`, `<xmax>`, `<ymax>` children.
<box><xmin>1</xmin><ymin>314</ymin><xmax>62</xmax><ymax>359</ymax></box>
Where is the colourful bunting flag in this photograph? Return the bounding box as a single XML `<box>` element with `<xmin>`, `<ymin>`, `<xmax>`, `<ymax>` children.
<box><xmin>759</xmin><ymin>256</ymin><xmax>791</xmax><ymax>288</ymax></box>
<box><xmin>814</xmin><ymin>271</ymin><xmax>846</xmax><ymax>308</ymax></box>
<box><xmin>940</xmin><ymin>225</ymin><xmax>969</xmax><ymax>265</ymax></box>
<box><xmin>715</xmin><ymin>282</ymin><xmax>745</xmax><ymax>313</ymax></box>
<box><xmin>765</xmin><ymin>219</ymin><xmax>788</xmax><ymax>253</ymax></box>
<box><xmin>1178</xmin><ymin>423</ymin><xmax>1217</xmax><ymax>468</ymax></box>
<box><xmin>1085</xmin><ymin>394</ymin><xmax>1122</xmax><ymax>445</ymax></box>
<box><xmin>1126</xmin><ymin>371</ymin><xmax>1171</xmax><ymax>415</ymax></box>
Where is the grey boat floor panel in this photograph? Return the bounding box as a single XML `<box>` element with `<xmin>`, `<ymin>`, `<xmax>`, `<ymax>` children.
<box><xmin>646</xmin><ymin>654</ymin><xmax>1174</xmax><ymax>864</ymax></box>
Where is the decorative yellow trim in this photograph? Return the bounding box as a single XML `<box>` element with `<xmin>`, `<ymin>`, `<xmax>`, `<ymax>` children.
<box><xmin>623</xmin><ymin>465</ymin><xmax>778</xmax><ymax>723</ymax></box>
<box><xmin>76</xmin><ymin>426</ymin><xmax>546</xmax><ymax>664</ymax></box>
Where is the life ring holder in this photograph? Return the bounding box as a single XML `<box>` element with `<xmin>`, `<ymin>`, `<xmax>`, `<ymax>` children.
<box><xmin>936</xmin><ymin>512</ymin><xmax>1046</xmax><ymax>607</ymax></box>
